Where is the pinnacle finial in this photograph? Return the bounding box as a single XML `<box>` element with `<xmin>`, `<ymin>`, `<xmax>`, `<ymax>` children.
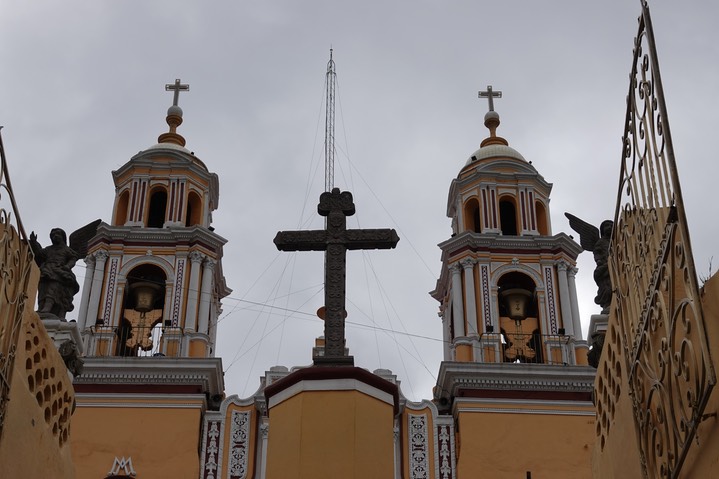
<box><xmin>478</xmin><ymin>85</ymin><xmax>508</xmax><ymax>147</ymax></box>
<box><xmin>158</xmin><ymin>79</ymin><xmax>190</xmax><ymax>146</ymax></box>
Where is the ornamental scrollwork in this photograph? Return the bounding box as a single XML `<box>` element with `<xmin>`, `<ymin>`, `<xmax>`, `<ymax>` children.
<box><xmin>609</xmin><ymin>4</ymin><xmax>715</xmax><ymax>478</ymax></box>
<box><xmin>228</xmin><ymin>410</ymin><xmax>251</xmax><ymax>479</ymax></box>
<box><xmin>0</xmin><ymin>130</ymin><xmax>34</xmax><ymax>436</ymax></box>
<box><xmin>408</xmin><ymin>414</ymin><xmax>429</xmax><ymax>479</ymax></box>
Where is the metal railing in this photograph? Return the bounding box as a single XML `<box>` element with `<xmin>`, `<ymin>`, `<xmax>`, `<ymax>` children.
<box><xmin>479</xmin><ymin>332</ymin><xmax>573</xmax><ymax>365</ymax></box>
<box><xmin>87</xmin><ymin>323</ymin><xmax>186</xmax><ymax>358</ymax></box>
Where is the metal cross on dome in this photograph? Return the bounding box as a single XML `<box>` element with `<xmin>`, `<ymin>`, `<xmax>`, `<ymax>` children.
<box><xmin>478</xmin><ymin>85</ymin><xmax>502</xmax><ymax>112</ymax></box>
<box><xmin>273</xmin><ymin>188</ymin><xmax>399</xmax><ymax>366</ymax></box>
<box><xmin>165</xmin><ymin>79</ymin><xmax>189</xmax><ymax>107</ymax></box>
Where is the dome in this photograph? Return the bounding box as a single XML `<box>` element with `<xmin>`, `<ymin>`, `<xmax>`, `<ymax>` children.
<box><xmin>464</xmin><ymin>143</ymin><xmax>526</xmax><ymax>167</ymax></box>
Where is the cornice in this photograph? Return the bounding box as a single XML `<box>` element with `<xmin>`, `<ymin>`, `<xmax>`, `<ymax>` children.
<box><xmin>89</xmin><ymin>223</ymin><xmax>228</xmax><ymax>251</ymax></box>
<box><xmin>113</xmin><ymin>148</ymin><xmax>212</xmax><ymax>180</ymax></box>
<box><xmin>438</xmin><ymin>231</ymin><xmax>582</xmax><ymax>259</ymax></box>
<box><xmin>435</xmin><ymin>361</ymin><xmax>596</xmax><ymax>402</ymax></box>
<box><xmin>73</xmin><ymin>357</ymin><xmax>225</xmax><ymax>397</ymax></box>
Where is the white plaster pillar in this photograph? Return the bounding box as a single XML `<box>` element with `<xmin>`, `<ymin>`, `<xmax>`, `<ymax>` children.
<box><xmin>449</xmin><ymin>263</ymin><xmax>465</xmax><ymax>337</ymax></box>
<box><xmin>568</xmin><ymin>267</ymin><xmax>583</xmax><ymax>339</ymax></box>
<box><xmin>440</xmin><ymin>308</ymin><xmax>451</xmax><ymax>360</ymax></box>
<box><xmin>393</xmin><ymin>422</ymin><xmax>401</xmax><ymax>479</ymax></box>
<box><xmin>76</xmin><ymin>254</ymin><xmax>96</xmax><ymax>330</ymax></box>
<box><xmin>209</xmin><ymin>298</ymin><xmax>219</xmax><ymax>354</ymax></box>
<box><xmin>197</xmin><ymin>258</ymin><xmax>216</xmax><ymax>335</ymax></box>
<box><xmin>259</xmin><ymin>421</ymin><xmax>269</xmax><ymax>479</ymax></box>
<box><xmin>461</xmin><ymin>258</ymin><xmax>478</xmax><ymax>336</ymax></box>
<box><xmin>556</xmin><ymin>261</ymin><xmax>574</xmax><ymax>337</ymax></box>
<box><xmin>185</xmin><ymin>251</ymin><xmax>204</xmax><ymax>331</ymax></box>
<box><xmin>85</xmin><ymin>250</ymin><xmax>109</xmax><ymax>328</ymax></box>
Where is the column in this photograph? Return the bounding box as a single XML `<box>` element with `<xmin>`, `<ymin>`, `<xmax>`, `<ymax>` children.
<box><xmin>85</xmin><ymin>251</ymin><xmax>109</xmax><ymax>328</ymax></box>
<box><xmin>449</xmin><ymin>263</ymin><xmax>465</xmax><ymax>337</ymax></box>
<box><xmin>556</xmin><ymin>261</ymin><xmax>574</xmax><ymax>337</ymax></box>
<box><xmin>461</xmin><ymin>258</ymin><xmax>478</xmax><ymax>336</ymax></box>
<box><xmin>76</xmin><ymin>254</ymin><xmax>96</xmax><ymax>330</ymax></box>
<box><xmin>184</xmin><ymin>251</ymin><xmax>203</xmax><ymax>331</ymax></box>
<box><xmin>568</xmin><ymin>267</ymin><xmax>583</xmax><ymax>339</ymax></box>
<box><xmin>259</xmin><ymin>421</ymin><xmax>269</xmax><ymax>479</ymax></box>
<box><xmin>197</xmin><ymin>258</ymin><xmax>216</xmax><ymax>335</ymax></box>
<box><xmin>440</xmin><ymin>308</ymin><xmax>451</xmax><ymax>360</ymax></box>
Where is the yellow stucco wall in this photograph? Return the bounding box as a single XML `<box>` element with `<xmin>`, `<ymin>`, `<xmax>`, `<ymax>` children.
<box><xmin>71</xmin><ymin>404</ymin><xmax>202</xmax><ymax>479</ymax></box>
<box><xmin>658</xmin><ymin>273</ymin><xmax>719</xmax><ymax>478</ymax></box>
<box><xmin>0</xmin><ymin>264</ymin><xmax>76</xmax><ymax>479</ymax></box>
<box><xmin>265</xmin><ymin>390</ymin><xmax>395</xmax><ymax>479</ymax></box>
<box><xmin>456</xmin><ymin>407</ymin><xmax>595</xmax><ymax>478</ymax></box>
<box><xmin>592</xmin><ymin>272</ymin><xmax>719</xmax><ymax>478</ymax></box>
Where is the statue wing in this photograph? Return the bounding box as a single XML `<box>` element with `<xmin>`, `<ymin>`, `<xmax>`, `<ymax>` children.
<box><xmin>564</xmin><ymin>212</ymin><xmax>600</xmax><ymax>252</ymax></box>
<box><xmin>69</xmin><ymin>219</ymin><xmax>102</xmax><ymax>258</ymax></box>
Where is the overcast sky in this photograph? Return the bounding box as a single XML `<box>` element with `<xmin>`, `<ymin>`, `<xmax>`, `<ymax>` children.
<box><xmin>1</xmin><ymin>1</ymin><xmax>717</xmax><ymax>401</ymax></box>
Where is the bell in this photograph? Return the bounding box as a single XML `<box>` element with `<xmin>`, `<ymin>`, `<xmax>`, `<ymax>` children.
<box><xmin>500</xmin><ymin>288</ymin><xmax>532</xmax><ymax>321</ymax></box>
<box><xmin>129</xmin><ymin>281</ymin><xmax>163</xmax><ymax>313</ymax></box>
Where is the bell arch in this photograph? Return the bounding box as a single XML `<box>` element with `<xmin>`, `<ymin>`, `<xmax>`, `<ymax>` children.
<box><xmin>536</xmin><ymin>200</ymin><xmax>549</xmax><ymax>235</ymax></box>
<box><xmin>147</xmin><ymin>186</ymin><xmax>168</xmax><ymax>228</ymax></box>
<box><xmin>463</xmin><ymin>197</ymin><xmax>481</xmax><ymax>233</ymax></box>
<box><xmin>499</xmin><ymin>196</ymin><xmax>518</xmax><ymax>235</ymax></box>
<box><xmin>116</xmin><ymin>263</ymin><xmax>167</xmax><ymax>357</ymax></box>
<box><xmin>114</xmin><ymin>189</ymin><xmax>130</xmax><ymax>226</ymax></box>
<box><xmin>186</xmin><ymin>190</ymin><xmax>203</xmax><ymax>227</ymax></box>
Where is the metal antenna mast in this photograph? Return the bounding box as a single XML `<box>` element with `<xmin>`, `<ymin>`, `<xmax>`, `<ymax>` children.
<box><xmin>324</xmin><ymin>49</ymin><xmax>336</xmax><ymax>192</ymax></box>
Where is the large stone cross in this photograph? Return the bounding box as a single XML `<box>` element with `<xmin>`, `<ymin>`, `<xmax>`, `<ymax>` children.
<box><xmin>478</xmin><ymin>85</ymin><xmax>502</xmax><ymax>112</ymax></box>
<box><xmin>165</xmin><ymin>78</ymin><xmax>189</xmax><ymax>107</ymax></box>
<box><xmin>274</xmin><ymin>188</ymin><xmax>399</xmax><ymax>366</ymax></box>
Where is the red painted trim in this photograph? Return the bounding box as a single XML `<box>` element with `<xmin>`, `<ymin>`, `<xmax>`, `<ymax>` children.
<box><xmin>73</xmin><ymin>383</ymin><xmax>204</xmax><ymax>395</ymax></box>
<box><xmin>169</xmin><ymin>181</ymin><xmax>176</xmax><ymax>220</ymax></box>
<box><xmin>482</xmin><ymin>189</ymin><xmax>488</xmax><ymax>230</ymax></box>
<box><xmin>130</xmin><ymin>181</ymin><xmax>138</xmax><ymax>222</ymax></box>
<box><xmin>139</xmin><ymin>181</ymin><xmax>147</xmax><ymax>224</ymax></box>
<box><xmin>455</xmin><ymin>388</ymin><xmax>592</xmax><ymax>402</ymax></box>
<box><xmin>178</xmin><ymin>182</ymin><xmax>185</xmax><ymax>223</ymax></box>
<box><xmin>264</xmin><ymin>366</ymin><xmax>400</xmax><ymax>415</ymax></box>
<box><xmin>491</xmin><ymin>191</ymin><xmax>497</xmax><ymax>228</ymax></box>
<box><xmin>529</xmin><ymin>192</ymin><xmax>536</xmax><ymax>231</ymax></box>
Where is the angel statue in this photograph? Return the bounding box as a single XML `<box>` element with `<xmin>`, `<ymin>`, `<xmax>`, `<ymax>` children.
<box><xmin>29</xmin><ymin>220</ymin><xmax>101</xmax><ymax>320</ymax></box>
<box><xmin>564</xmin><ymin>213</ymin><xmax>614</xmax><ymax>314</ymax></box>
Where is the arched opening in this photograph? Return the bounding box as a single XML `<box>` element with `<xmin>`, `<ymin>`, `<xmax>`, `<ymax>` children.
<box><xmin>114</xmin><ymin>190</ymin><xmax>130</xmax><ymax>226</ymax></box>
<box><xmin>463</xmin><ymin>198</ymin><xmax>481</xmax><ymax>233</ymax></box>
<box><xmin>116</xmin><ymin>264</ymin><xmax>167</xmax><ymax>357</ymax></box>
<box><xmin>536</xmin><ymin>201</ymin><xmax>549</xmax><ymax>235</ymax></box>
<box><xmin>499</xmin><ymin>197</ymin><xmax>518</xmax><ymax>236</ymax></box>
<box><xmin>185</xmin><ymin>191</ymin><xmax>203</xmax><ymax>227</ymax></box>
<box><xmin>147</xmin><ymin>188</ymin><xmax>167</xmax><ymax>228</ymax></box>
<box><xmin>497</xmin><ymin>271</ymin><xmax>543</xmax><ymax>364</ymax></box>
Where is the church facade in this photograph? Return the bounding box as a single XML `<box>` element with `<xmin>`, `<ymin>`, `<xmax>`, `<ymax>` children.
<box><xmin>57</xmin><ymin>81</ymin><xmax>599</xmax><ymax>479</ymax></box>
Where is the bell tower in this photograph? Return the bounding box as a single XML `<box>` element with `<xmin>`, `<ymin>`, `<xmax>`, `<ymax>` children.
<box><xmin>432</xmin><ymin>86</ymin><xmax>587</xmax><ymax>366</ymax></box>
<box><xmin>70</xmin><ymin>80</ymin><xmax>230</xmax><ymax>479</ymax></box>
<box><xmin>76</xmin><ymin>79</ymin><xmax>230</xmax><ymax>359</ymax></box>
<box><xmin>431</xmin><ymin>87</ymin><xmax>596</xmax><ymax>478</ymax></box>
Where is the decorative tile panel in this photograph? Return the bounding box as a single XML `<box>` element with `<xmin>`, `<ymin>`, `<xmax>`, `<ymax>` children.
<box><xmin>228</xmin><ymin>410</ymin><xmax>251</xmax><ymax>479</ymax></box>
<box><xmin>408</xmin><ymin>414</ymin><xmax>429</xmax><ymax>479</ymax></box>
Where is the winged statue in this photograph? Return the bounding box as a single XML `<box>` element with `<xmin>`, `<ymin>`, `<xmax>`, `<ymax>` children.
<box><xmin>29</xmin><ymin>219</ymin><xmax>101</xmax><ymax>320</ymax></box>
<box><xmin>564</xmin><ymin>213</ymin><xmax>613</xmax><ymax>314</ymax></box>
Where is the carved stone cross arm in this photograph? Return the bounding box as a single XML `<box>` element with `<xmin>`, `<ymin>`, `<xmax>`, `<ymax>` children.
<box><xmin>273</xmin><ymin>230</ymin><xmax>328</xmax><ymax>251</ymax></box>
<box><xmin>344</xmin><ymin>229</ymin><xmax>400</xmax><ymax>250</ymax></box>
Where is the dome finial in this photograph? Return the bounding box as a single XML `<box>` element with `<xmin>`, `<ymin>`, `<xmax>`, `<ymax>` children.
<box><xmin>158</xmin><ymin>79</ymin><xmax>189</xmax><ymax>146</ymax></box>
<box><xmin>478</xmin><ymin>85</ymin><xmax>508</xmax><ymax>147</ymax></box>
